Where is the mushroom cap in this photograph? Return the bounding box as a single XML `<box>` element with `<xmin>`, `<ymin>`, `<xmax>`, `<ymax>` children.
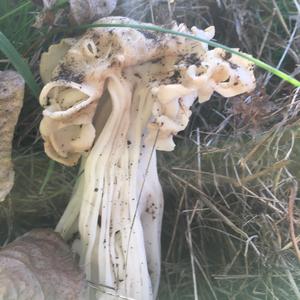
<box><xmin>39</xmin><ymin>17</ymin><xmax>255</xmax><ymax>165</ymax></box>
<box><xmin>40</xmin><ymin>38</ymin><xmax>78</xmax><ymax>84</ymax></box>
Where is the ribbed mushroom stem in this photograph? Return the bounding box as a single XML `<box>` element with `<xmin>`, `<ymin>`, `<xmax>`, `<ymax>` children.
<box><xmin>56</xmin><ymin>75</ymin><xmax>163</xmax><ymax>299</ymax></box>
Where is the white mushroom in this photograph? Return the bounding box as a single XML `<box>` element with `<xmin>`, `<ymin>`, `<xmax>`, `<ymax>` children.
<box><xmin>39</xmin><ymin>16</ymin><xmax>255</xmax><ymax>299</ymax></box>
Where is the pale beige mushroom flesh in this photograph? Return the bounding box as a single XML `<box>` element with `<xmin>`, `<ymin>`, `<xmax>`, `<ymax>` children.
<box><xmin>39</xmin><ymin>16</ymin><xmax>255</xmax><ymax>300</ymax></box>
<box><xmin>0</xmin><ymin>70</ymin><xmax>24</xmax><ymax>202</ymax></box>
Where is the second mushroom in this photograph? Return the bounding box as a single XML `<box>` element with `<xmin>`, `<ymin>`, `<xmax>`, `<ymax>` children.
<box><xmin>39</xmin><ymin>17</ymin><xmax>255</xmax><ymax>300</ymax></box>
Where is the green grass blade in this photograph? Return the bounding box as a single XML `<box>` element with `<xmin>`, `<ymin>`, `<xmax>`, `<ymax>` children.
<box><xmin>39</xmin><ymin>160</ymin><xmax>55</xmax><ymax>194</ymax></box>
<box><xmin>0</xmin><ymin>31</ymin><xmax>40</xmax><ymax>97</ymax></box>
<box><xmin>77</xmin><ymin>23</ymin><xmax>300</xmax><ymax>88</ymax></box>
<box><xmin>0</xmin><ymin>1</ymin><xmax>31</xmax><ymax>23</ymax></box>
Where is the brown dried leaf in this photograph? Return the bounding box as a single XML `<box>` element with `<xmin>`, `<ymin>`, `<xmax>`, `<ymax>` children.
<box><xmin>228</xmin><ymin>87</ymin><xmax>274</xmax><ymax>132</ymax></box>
<box><xmin>0</xmin><ymin>229</ymin><xmax>87</xmax><ymax>300</ymax></box>
<box><xmin>0</xmin><ymin>71</ymin><xmax>24</xmax><ymax>202</ymax></box>
<box><xmin>33</xmin><ymin>9</ymin><xmax>57</xmax><ymax>28</ymax></box>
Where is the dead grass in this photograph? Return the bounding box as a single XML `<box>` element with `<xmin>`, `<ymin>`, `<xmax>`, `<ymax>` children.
<box><xmin>155</xmin><ymin>1</ymin><xmax>300</xmax><ymax>299</ymax></box>
<box><xmin>1</xmin><ymin>0</ymin><xmax>300</xmax><ymax>299</ymax></box>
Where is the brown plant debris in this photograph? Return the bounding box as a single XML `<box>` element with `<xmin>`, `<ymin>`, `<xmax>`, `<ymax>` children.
<box><xmin>70</xmin><ymin>0</ymin><xmax>118</xmax><ymax>24</ymax></box>
<box><xmin>288</xmin><ymin>183</ymin><xmax>300</xmax><ymax>262</ymax></box>
<box><xmin>0</xmin><ymin>229</ymin><xmax>87</xmax><ymax>300</ymax></box>
<box><xmin>0</xmin><ymin>71</ymin><xmax>24</xmax><ymax>202</ymax></box>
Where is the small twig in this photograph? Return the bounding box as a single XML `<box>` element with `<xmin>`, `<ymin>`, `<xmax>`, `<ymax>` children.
<box><xmin>165</xmin><ymin>187</ymin><xmax>186</xmax><ymax>261</ymax></box>
<box><xmin>239</xmin><ymin>132</ymin><xmax>274</xmax><ymax>167</ymax></box>
<box><xmin>185</xmin><ymin>192</ymin><xmax>199</xmax><ymax>300</ymax></box>
<box><xmin>244</xmin><ymin>235</ymin><xmax>259</xmax><ymax>257</ymax></box>
<box><xmin>193</xmin><ymin>252</ymin><xmax>218</xmax><ymax>300</ymax></box>
<box><xmin>167</xmin><ymin>0</ymin><xmax>174</xmax><ymax>20</ymax></box>
<box><xmin>234</xmin><ymin>160</ymin><xmax>289</xmax><ymax>186</ymax></box>
<box><xmin>288</xmin><ymin>183</ymin><xmax>300</xmax><ymax>261</ymax></box>
<box><xmin>264</xmin><ymin>18</ymin><xmax>299</xmax><ymax>85</ymax></box>
<box><xmin>293</xmin><ymin>0</ymin><xmax>300</xmax><ymax>13</ymax></box>
<box><xmin>271</xmin><ymin>0</ymin><xmax>290</xmax><ymax>36</ymax></box>
<box><xmin>171</xmin><ymin>168</ymin><xmax>235</xmax><ymax>183</ymax></box>
<box><xmin>148</xmin><ymin>0</ymin><xmax>155</xmax><ymax>23</ymax></box>
<box><xmin>280</xmin><ymin>256</ymin><xmax>300</xmax><ymax>300</ymax></box>
<box><xmin>88</xmin><ymin>280</ymin><xmax>116</xmax><ymax>291</ymax></box>
<box><xmin>39</xmin><ymin>160</ymin><xmax>55</xmax><ymax>194</ymax></box>
<box><xmin>88</xmin><ymin>280</ymin><xmax>136</xmax><ymax>300</ymax></box>
<box><xmin>196</xmin><ymin>128</ymin><xmax>202</xmax><ymax>190</ymax></box>
<box><xmin>239</xmin><ymin>185</ymin><xmax>284</xmax><ymax>215</ymax></box>
<box><xmin>282</xmin><ymin>235</ymin><xmax>300</xmax><ymax>251</ymax></box>
<box><xmin>258</xmin><ymin>10</ymin><xmax>275</xmax><ymax>59</ymax></box>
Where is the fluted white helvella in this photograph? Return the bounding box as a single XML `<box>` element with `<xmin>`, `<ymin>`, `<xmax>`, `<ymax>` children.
<box><xmin>39</xmin><ymin>16</ymin><xmax>256</xmax><ymax>300</ymax></box>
